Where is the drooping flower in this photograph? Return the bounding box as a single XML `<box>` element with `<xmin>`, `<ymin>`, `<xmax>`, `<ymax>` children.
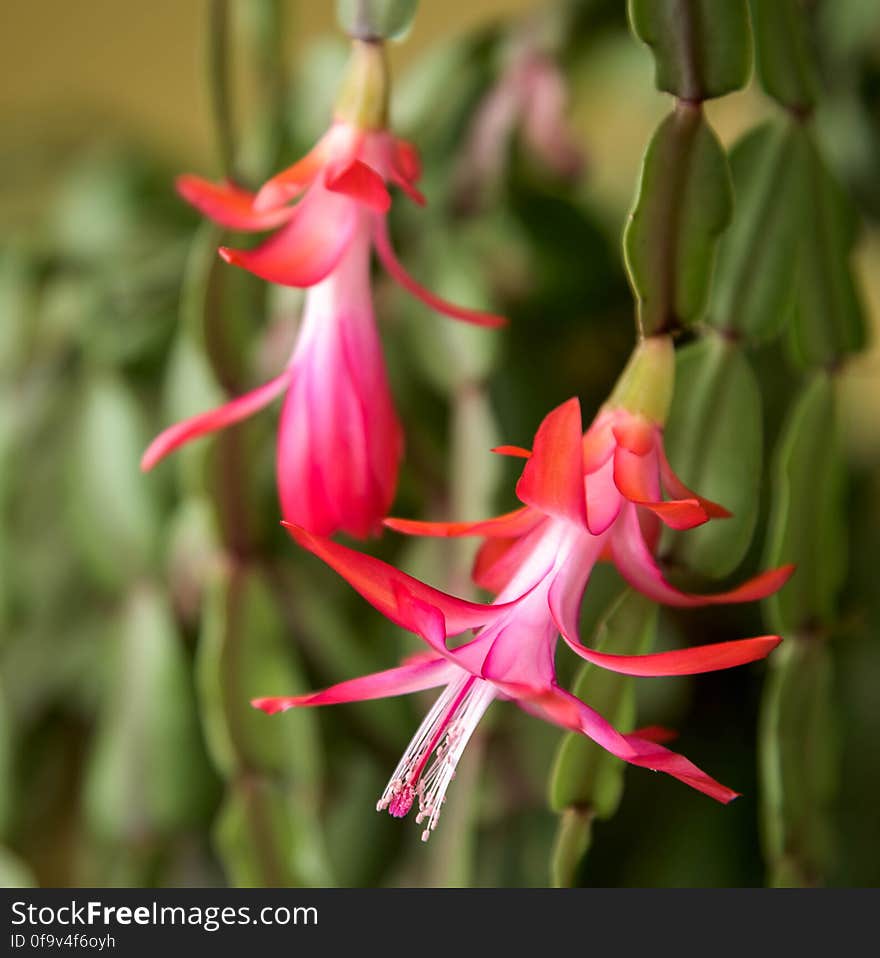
<box><xmin>454</xmin><ymin>27</ymin><xmax>584</xmax><ymax>210</ymax></box>
<box><xmin>141</xmin><ymin>40</ymin><xmax>504</xmax><ymax>538</ymax></box>
<box><xmin>254</xmin><ymin>335</ymin><xmax>793</xmax><ymax>838</ymax></box>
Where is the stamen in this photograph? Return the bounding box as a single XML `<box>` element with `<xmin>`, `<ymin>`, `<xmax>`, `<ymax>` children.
<box><xmin>377</xmin><ymin>673</ymin><xmax>495</xmax><ymax>840</ymax></box>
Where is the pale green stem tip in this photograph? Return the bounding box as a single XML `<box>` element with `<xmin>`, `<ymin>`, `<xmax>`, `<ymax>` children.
<box><xmin>605</xmin><ymin>334</ymin><xmax>675</xmax><ymax>424</ymax></box>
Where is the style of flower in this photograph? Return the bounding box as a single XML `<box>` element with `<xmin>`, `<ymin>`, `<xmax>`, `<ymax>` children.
<box><xmin>141</xmin><ymin>40</ymin><xmax>504</xmax><ymax>538</ymax></box>
<box><xmin>254</xmin><ymin>336</ymin><xmax>793</xmax><ymax>838</ymax></box>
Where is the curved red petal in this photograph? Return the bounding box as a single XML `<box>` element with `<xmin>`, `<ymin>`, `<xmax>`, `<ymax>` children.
<box><xmin>253</xmin><ymin>138</ymin><xmax>330</xmax><ymax>211</ymax></box>
<box><xmin>176</xmin><ymin>175</ymin><xmax>295</xmax><ymax>231</ymax></box>
<box><xmin>517</xmin><ymin>685</ymin><xmax>739</xmax><ymax>803</ymax></box>
<box><xmin>372</xmin><ymin>219</ymin><xmax>507</xmax><ymax>328</ymax></box>
<box><xmin>492</xmin><ymin>445</ymin><xmax>532</xmax><ymax>459</ymax></box>
<box><xmin>384</xmin><ymin>506</ymin><xmax>540</xmax><ymax>540</ymax></box>
<box><xmin>220</xmin><ymin>186</ymin><xmax>356</xmax><ymax>287</ymax></box>
<box><xmin>658</xmin><ymin>443</ymin><xmax>732</xmax><ymax>519</ymax></box>
<box><xmin>393</xmin><ymin>138</ymin><xmax>422</xmax><ymax>183</ymax></box>
<box><xmin>611</xmin><ymin>506</ymin><xmax>795</xmax><ymax>607</ymax></box>
<box><xmin>141</xmin><ymin>369</ymin><xmax>293</xmax><ymax>471</ymax></box>
<box><xmin>282</xmin><ymin>522</ymin><xmax>505</xmax><ymax>636</ymax></box>
<box><xmin>516</xmin><ymin>398</ymin><xmax>588</xmax><ymax>527</ymax></box>
<box><xmin>326</xmin><ymin>159</ymin><xmax>391</xmax><ymax>213</ymax></box>
<box><xmin>612</xmin><ymin>415</ymin><xmax>656</xmax><ymax>456</ymax></box>
<box><xmin>562</xmin><ymin>632</ymin><xmax>782</xmax><ymax>677</ymax></box>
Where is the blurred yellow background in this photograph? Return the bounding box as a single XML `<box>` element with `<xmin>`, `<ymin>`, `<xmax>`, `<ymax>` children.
<box><xmin>0</xmin><ymin>1</ymin><xmax>534</xmax><ymax>166</ymax></box>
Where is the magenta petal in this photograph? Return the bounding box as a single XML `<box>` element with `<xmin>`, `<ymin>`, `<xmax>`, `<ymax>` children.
<box><xmin>611</xmin><ymin>505</ymin><xmax>795</xmax><ymax>607</ymax></box>
<box><xmin>516</xmin><ymin>398</ymin><xmax>589</xmax><ymax>528</ymax></box>
<box><xmin>220</xmin><ymin>185</ymin><xmax>357</xmax><ymax>287</ymax></box>
<box><xmin>518</xmin><ymin>685</ymin><xmax>739</xmax><ymax>803</ymax></box>
<box><xmin>372</xmin><ymin>218</ymin><xmax>507</xmax><ymax>328</ymax></box>
<box><xmin>141</xmin><ymin>369</ymin><xmax>293</xmax><ymax>471</ymax></box>
<box><xmin>282</xmin><ymin>522</ymin><xmax>508</xmax><ymax>636</ymax></box>
<box><xmin>251</xmin><ymin>655</ymin><xmax>456</xmax><ymax>714</ymax></box>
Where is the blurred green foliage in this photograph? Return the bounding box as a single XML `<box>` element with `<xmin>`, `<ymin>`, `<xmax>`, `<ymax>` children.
<box><xmin>0</xmin><ymin>0</ymin><xmax>878</xmax><ymax>888</ymax></box>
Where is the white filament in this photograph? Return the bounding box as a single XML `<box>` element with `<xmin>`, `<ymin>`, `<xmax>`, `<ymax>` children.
<box><xmin>377</xmin><ymin>673</ymin><xmax>495</xmax><ymax>841</ymax></box>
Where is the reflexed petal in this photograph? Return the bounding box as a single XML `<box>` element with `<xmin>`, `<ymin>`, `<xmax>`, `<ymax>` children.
<box><xmin>516</xmin><ymin>685</ymin><xmax>739</xmax><ymax>803</ymax></box>
<box><xmin>516</xmin><ymin>398</ymin><xmax>588</xmax><ymax>528</ymax></box>
<box><xmin>282</xmin><ymin>523</ymin><xmax>507</xmax><ymax>635</ymax></box>
<box><xmin>560</xmin><ymin>628</ymin><xmax>782</xmax><ymax>677</ymax></box>
<box><xmin>393</xmin><ymin>138</ymin><xmax>421</xmax><ymax>183</ymax></box>
<box><xmin>220</xmin><ymin>185</ymin><xmax>357</xmax><ymax>287</ymax></box>
<box><xmin>584</xmin><ymin>457</ymin><xmax>622</xmax><ymax>535</ymax></box>
<box><xmin>251</xmin><ymin>655</ymin><xmax>456</xmax><ymax>713</ymax></box>
<box><xmin>372</xmin><ymin>219</ymin><xmax>507</xmax><ymax>328</ymax></box>
<box><xmin>326</xmin><ymin>159</ymin><xmax>391</xmax><ymax>213</ymax></box>
<box><xmin>176</xmin><ymin>176</ymin><xmax>296</xmax><ymax>231</ymax></box>
<box><xmin>611</xmin><ymin>506</ymin><xmax>795</xmax><ymax>607</ymax></box>
<box><xmin>253</xmin><ymin>137</ymin><xmax>331</xmax><ymax>211</ymax></box>
<box><xmin>582</xmin><ymin>416</ymin><xmax>616</xmax><ymax>473</ymax></box>
<box><xmin>658</xmin><ymin>443</ymin><xmax>732</xmax><ymax>519</ymax></box>
<box><xmin>612</xmin><ymin>415</ymin><xmax>656</xmax><ymax>455</ymax></box>
<box><xmin>384</xmin><ymin>506</ymin><xmax>541</xmax><ymax>539</ymax></box>
<box><xmin>613</xmin><ymin>445</ymin><xmax>661</xmax><ymax>502</ymax></box>
<box><xmin>492</xmin><ymin>445</ymin><xmax>532</xmax><ymax>459</ymax></box>
<box><xmin>389</xmin><ymin>138</ymin><xmax>426</xmax><ymax>205</ymax></box>
<box><xmin>141</xmin><ymin>369</ymin><xmax>293</xmax><ymax>471</ymax></box>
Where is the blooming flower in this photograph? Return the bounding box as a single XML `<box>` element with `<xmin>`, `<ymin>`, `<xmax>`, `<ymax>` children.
<box><xmin>141</xmin><ymin>40</ymin><xmax>504</xmax><ymax>538</ymax></box>
<box><xmin>254</xmin><ymin>335</ymin><xmax>793</xmax><ymax>838</ymax></box>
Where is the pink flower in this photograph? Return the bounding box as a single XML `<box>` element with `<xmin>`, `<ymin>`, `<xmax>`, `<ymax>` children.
<box><xmin>254</xmin><ymin>337</ymin><xmax>793</xmax><ymax>837</ymax></box>
<box><xmin>141</xmin><ymin>42</ymin><xmax>505</xmax><ymax>538</ymax></box>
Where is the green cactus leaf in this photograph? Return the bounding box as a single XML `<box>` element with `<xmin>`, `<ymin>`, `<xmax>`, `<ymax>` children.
<box><xmin>709</xmin><ymin>121</ymin><xmax>810</xmax><ymax>341</ymax></box>
<box><xmin>628</xmin><ymin>0</ymin><xmax>752</xmax><ymax>100</ymax></box>
<box><xmin>759</xmin><ymin>637</ymin><xmax>838</xmax><ymax>886</ymax></box>
<box><xmin>749</xmin><ymin>0</ymin><xmax>819</xmax><ymax>113</ymax></box>
<box><xmin>788</xmin><ymin>138</ymin><xmax>867</xmax><ymax>368</ymax></box>
<box><xmin>83</xmin><ymin>586</ymin><xmax>215</xmax><ymax>842</ymax></box>
<box><xmin>197</xmin><ymin>566</ymin><xmax>322</xmax><ymax>784</ymax></box>
<box><xmin>214</xmin><ymin>778</ymin><xmax>331</xmax><ymax>888</ymax></box>
<box><xmin>762</xmin><ymin>374</ymin><xmax>847</xmax><ymax>635</ymax></box>
<box><xmin>624</xmin><ymin>105</ymin><xmax>734</xmax><ymax>334</ymax></box>
<box><xmin>663</xmin><ymin>336</ymin><xmax>763</xmax><ymax>578</ymax></box>
<box><xmin>68</xmin><ymin>377</ymin><xmax>158</xmax><ymax>590</ymax></box>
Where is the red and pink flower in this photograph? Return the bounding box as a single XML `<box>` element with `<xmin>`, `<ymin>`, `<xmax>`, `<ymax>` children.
<box><xmin>141</xmin><ymin>41</ymin><xmax>504</xmax><ymax>538</ymax></box>
<box><xmin>254</xmin><ymin>336</ymin><xmax>793</xmax><ymax>838</ymax></box>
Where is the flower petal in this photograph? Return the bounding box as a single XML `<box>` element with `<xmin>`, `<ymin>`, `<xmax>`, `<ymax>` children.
<box><xmin>253</xmin><ymin>137</ymin><xmax>331</xmax><ymax>211</ymax></box>
<box><xmin>613</xmin><ymin>446</ymin><xmax>710</xmax><ymax>529</ymax></box>
<box><xmin>516</xmin><ymin>398</ymin><xmax>588</xmax><ymax>528</ymax></box>
<box><xmin>492</xmin><ymin>445</ymin><xmax>532</xmax><ymax>459</ymax></box>
<box><xmin>384</xmin><ymin>506</ymin><xmax>541</xmax><ymax>540</ymax></box>
<box><xmin>561</xmin><ymin>628</ymin><xmax>782</xmax><ymax>677</ymax></box>
<box><xmin>658</xmin><ymin>443</ymin><xmax>732</xmax><ymax>519</ymax></box>
<box><xmin>372</xmin><ymin>218</ymin><xmax>507</xmax><ymax>328</ymax></box>
<box><xmin>611</xmin><ymin>505</ymin><xmax>795</xmax><ymax>607</ymax></box>
<box><xmin>141</xmin><ymin>368</ymin><xmax>293</xmax><ymax>471</ymax></box>
<box><xmin>251</xmin><ymin>655</ymin><xmax>456</xmax><ymax>714</ymax></box>
<box><xmin>220</xmin><ymin>185</ymin><xmax>357</xmax><ymax>287</ymax></box>
<box><xmin>516</xmin><ymin>684</ymin><xmax>739</xmax><ymax>803</ymax></box>
<box><xmin>282</xmin><ymin>522</ymin><xmax>505</xmax><ymax>636</ymax></box>
<box><xmin>472</xmin><ymin>537</ymin><xmax>521</xmax><ymax>593</ymax></box>
<box><xmin>176</xmin><ymin>176</ymin><xmax>296</xmax><ymax>231</ymax></box>
<box><xmin>326</xmin><ymin>159</ymin><xmax>391</xmax><ymax>213</ymax></box>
